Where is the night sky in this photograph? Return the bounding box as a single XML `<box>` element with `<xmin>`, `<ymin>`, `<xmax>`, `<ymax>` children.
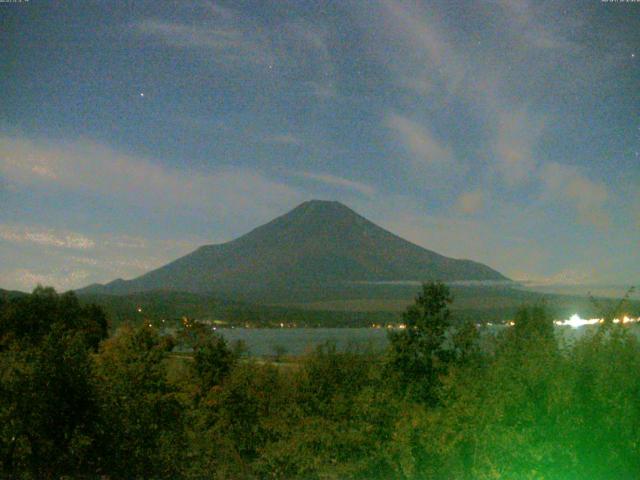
<box><xmin>1</xmin><ymin>0</ymin><xmax>639</xmax><ymax>291</ymax></box>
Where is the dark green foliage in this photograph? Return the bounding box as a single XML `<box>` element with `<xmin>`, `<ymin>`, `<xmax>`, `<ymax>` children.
<box><xmin>0</xmin><ymin>286</ymin><xmax>107</xmax><ymax>350</ymax></box>
<box><xmin>93</xmin><ymin>324</ymin><xmax>186</xmax><ymax>479</ymax></box>
<box><xmin>512</xmin><ymin>303</ymin><xmax>555</xmax><ymax>345</ymax></box>
<box><xmin>567</xmin><ymin>326</ymin><xmax>640</xmax><ymax>478</ymax></box>
<box><xmin>0</xmin><ymin>287</ymin><xmax>107</xmax><ymax>479</ymax></box>
<box><xmin>387</xmin><ymin>282</ymin><xmax>455</xmax><ymax>403</ymax></box>
<box><xmin>192</xmin><ymin>330</ymin><xmax>236</xmax><ymax>395</ymax></box>
<box><xmin>5</xmin><ymin>285</ymin><xmax>640</xmax><ymax>479</ymax></box>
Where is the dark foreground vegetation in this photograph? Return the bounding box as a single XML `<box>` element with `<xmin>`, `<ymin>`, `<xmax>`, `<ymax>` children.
<box><xmin>2</xmin><ymin>284</ymin><xmax>640</xmax><ymax>479</ymax></box>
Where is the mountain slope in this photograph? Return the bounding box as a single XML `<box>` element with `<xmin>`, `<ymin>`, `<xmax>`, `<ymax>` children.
<box><xmin>79</xmin><ymin>200</ymin><xmax>508</xmax><ymax>299</ymax></box>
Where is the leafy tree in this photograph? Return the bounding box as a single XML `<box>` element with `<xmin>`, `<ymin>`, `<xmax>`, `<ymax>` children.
<box><xmin>93</xmin><ymin>324</ymin><xmax>186</xmax><ymax>479</ymax></box>
<box><xmin>387</xmin><ymin>281</ymin><xmax>454</xmax><ymax>403</ymax></box>
<box><xmin>512</xmin><ymin>303</ymin><xmax>555</xmax><ymax>346</ymax></box>
<box><xmin>193</xmin><ymin>330</ymin><xmax>236</xmax><ymax>396</ymax></box>
<box><xmin>568</xmin><ymin>323</ymin><xmax>640</xmax><ymax>478</ymax></box>
<box><xmin>254</xmin><ymin>344</ymin><xmax>398</xmax><ymax>480</ymax></box>
<box><xmin>0</xmin><ymin>286</ymin><xmax>107</xmax><ymax>350</ymax></box>
<box><xmin>0</xmin><ymin>287</ymin><xmax>107</xmax><ymax>479</ymax></box>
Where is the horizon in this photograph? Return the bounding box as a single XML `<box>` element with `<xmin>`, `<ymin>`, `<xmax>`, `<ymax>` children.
<box><xmin>2</xmin><ymin>1</ymin><xmax>639</xmax><ymax>291</ymax></box>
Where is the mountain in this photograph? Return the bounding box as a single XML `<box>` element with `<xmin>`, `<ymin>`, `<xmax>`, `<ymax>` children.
<box><xmin>79</xmin><ymin>200</ymin><xmax>508</xmax><ymax>301</ymax></box>
<box><xmin>0</xmin><ymin>288</ymin><xmax>28</xmax><ymax>299</ymax></box>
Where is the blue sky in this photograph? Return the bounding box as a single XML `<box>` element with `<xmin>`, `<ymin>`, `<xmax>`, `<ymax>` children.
<box><xmin>1</xmin><ymin>0</ymin><xmax>639</xmax><ymax>291</ymax></box>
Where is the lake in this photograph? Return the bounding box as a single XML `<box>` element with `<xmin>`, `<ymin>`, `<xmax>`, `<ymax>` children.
<box><xmin>215</xmin><ymin>327</ymin><xmax>389</xmax><ymax>356</ymax></box>
<box><xmin>216</xmin><ymin>322</ymin><xmax>640</xmax><ymax>356</ymax></box>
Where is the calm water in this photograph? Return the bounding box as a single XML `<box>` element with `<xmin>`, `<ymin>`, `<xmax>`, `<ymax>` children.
<box><xmin>216</xmin><ymin>327</ymin><xmax>388</xmax><ymax>356</ymax></box>
<box><xmin>216</xmin><ymin>324</ymin><xmax>640</xmax><ymax>356</ymax></box>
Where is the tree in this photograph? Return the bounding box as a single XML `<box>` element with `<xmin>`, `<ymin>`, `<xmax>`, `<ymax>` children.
<box><xmin>0</xmin><ymin>286</ymin><xmax>107</xmax><ymax>350</ymax></box>
<box><xmin>93</xmin><ymin>325</ymin><xmax>186</xmax><ymax>479</ymax></box>
<box><xmin>193</xmin><ymin>331</ymin><xmax>235</xmax><ymax>396</ymax></box>
<box><xmin>0</xmin><ymin>287</ymin><xmax>108</xmax><ymax>478</ymax></box>
<box><xmin>387</xmin><ymin>281</ymin><xmax>454</xmax><ymax>404</ymax></box>
<box><xmin>512</xmin><ymin>303</ymin><xmax>555</xmax><ymax>346</ymax></box>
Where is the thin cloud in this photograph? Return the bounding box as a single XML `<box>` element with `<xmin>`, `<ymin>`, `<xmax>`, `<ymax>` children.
<box><xmin>135</xmin><ymin>3</ymin><xmax>336</xmax><ymax>97</ymax></box>
<box><xmin>0</xmin><ymin>226</ymin><xmax>206</xmax><ymax>291</ymax></box>
<box><xmin>495</xmin><ymin>109</ymin><xmax>545</xmax><ymax>185</ymax></box>
<box><xmin>378</xmin><ymin>0</ymin><xmax>466</xmax><ymax>95</ymax></box>
<box><xmin>5</xmin><ymin>268</ymin><xmax>91</xmax><ymax>292</ymax></box>
<box><xmin>362</xmin><ymin>1</ymin><xmax>549</xmax><ymax>188</ymax></box>
<box><xmin>497</xmin><ymin>0</ymin><xmax>580</xmax><ymax>51</ymax></box>
<box><xmin>514</xmin><ymin>268</ymin><xmax>595</xmax><ymax>286</ymax></box>
<box><xmin>386</xmin><ymin>113</ymin><xmax>454</xmax><ymax>166</ymax></box>
<box><xmin>0</xmin><ymin>134</ymin><xmax>303</xmax><ymax>219</ymax></box>
<box><xmin>0</xmin><ymin>224</ymin><xmax>95</xmax><ymax>250</ymax></box>
<box><xmin>136</xmin><ymin>19</ymin><xmax>275</xmax><ymax>66</ymax></box>
<box><xmin>540</xmin><ymin>162</ymin><xmax>610</xmax><ymax>230</ymax></box>
<box><xmin>299</xmin><ymin>171</ymin><xmax>375</xmax><ymax>197</ymax></box>
<box><xmin>263</xmin><ymin>133</ymin><xmax>303</xmax><ymax>146</ymax></box>
<box><xmin>456</xmin><ymin>190</ymin><xmax>484</xmax><ymax>215</ymax></box>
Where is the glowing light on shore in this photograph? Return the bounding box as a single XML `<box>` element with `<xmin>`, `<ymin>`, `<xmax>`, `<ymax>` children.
<box><xmin>555</xmin><ymin>314</ymin><xmax>600</xmax><ymax>328</ymax></box>
<box><xmin>554</xmin><ymin>314</ymin><xmax>639</xmax><ymax>329</ymax></box>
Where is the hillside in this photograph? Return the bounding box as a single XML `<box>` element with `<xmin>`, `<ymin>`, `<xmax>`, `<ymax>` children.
<box><xmin>0</xmin><ymin>288</ymin><xmax>27</xmax><ymax>300</ymax></box>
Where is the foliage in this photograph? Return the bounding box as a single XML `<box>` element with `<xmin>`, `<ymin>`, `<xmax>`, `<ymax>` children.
<box><xmin>0</xmin><ymin>287</ymin><xmax>107</xmax><ymax>479</ymax></box>
<box><xmin>177</xmin><ymin>321</ymin><xmax>237</xmax><ymax>396</ymax></box>
<box><xmin>4</xmin><ymin>285</ymin><xmax>640</xmax><ymax>479</ymax></box>
<box><xmin>387</xmin><ymin>281</ymin><xmax>455</xmax><ymax>403</ymax></box>
<box><xmin>92</xmin><ymin>324</ymin><xmax>186</xmax><ymax>479</ymax></box>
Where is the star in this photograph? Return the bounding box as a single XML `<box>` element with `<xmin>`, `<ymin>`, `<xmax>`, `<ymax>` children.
<box><xmin>632</xmin><ymin>53</ymin><xmax>636</xmax><ymax>59</ymax></box>
<box><xmin>139</xmin><ymin>92</ymin><xmax>145</xmax><ymax>97</ymax></box>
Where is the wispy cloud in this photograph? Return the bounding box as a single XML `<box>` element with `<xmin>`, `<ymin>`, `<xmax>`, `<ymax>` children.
<box><xmin>136</xmin><ymin>19</ymin><xmax>275</xmax><ymax>66</ymax></box>
<box><xmin>363</xmin><ymin>1</ymin><xmax>557</xmax><ymax>190</ymax></box>
<box><xmin>514</xmin><ymin>268</ymin><xmax>595</xmax><ymax>286</ymax></box>
<box><xmin>386</xmin><ymin>113</ymin><xmax>454</xmax><ymax>166</ymax></box>
<box><xmin>135</xmin><ymin>3</ymin><xmax>336</xmax><ymax>98</ymax></box>
<box><xmin>305</xmin><ymin>80</ymin><xmax>337</xmax><ymax>99</ymax></box>
<box><xmin>4</xmin><ymin>268</ymin><xmax>91</xmax><ymax>292</ymax></box>
<box><xmin>263</xmin><ymin>133</ymin><xmax>303</xmax><ymax>146</ymax></box>
<box><xmin>0</xmin><ymin>225</ymin><xmax>206</xmax><ymax>291</ymax></box>
<box><xmin>540</xmin><ymin>162</ymin><xmax>610</xmax><ymax>230</ymax></box>
<box><xmin>495</xmin><ymin>109</ymin><xmax>545</xmax><ymax>185</ymax></box>
<box><xmin>497</xmin><ymin>0</ymin><xmax>579</xmax><ymax>51</ymax></box>
<box><xmin>386</xmin><ymin>113</ymin><xmax>460</xmax><ymax>186</ymax></box>
<box><xmin>0</xmin><ymin>134</ymin><xmax>303</xmax><ymax>220</ymax></box>
<box><xmin>0</xmin><ymin>224</ymin><xmax>95</xmax><ymax>250</ymax></box>
<box><xmin>455</xmin><ymin>190</ymin><xmax>484</xmax><ymax>215</ymax></box>
<box><xmin>378</xmin><ymin>0</ymin><xmax>466</xmax><ymax>95</ymax></box>
<box><xmin>299</xmin><ymin>172</ymin><xmax>375</xmax><ymax>197</ymax></box>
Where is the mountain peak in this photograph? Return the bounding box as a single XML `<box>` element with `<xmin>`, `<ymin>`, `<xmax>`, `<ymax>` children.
<box><xmin>293</xmin><ymin>199</ymin><xmax>353</xmax><ymax>213</ymax></box>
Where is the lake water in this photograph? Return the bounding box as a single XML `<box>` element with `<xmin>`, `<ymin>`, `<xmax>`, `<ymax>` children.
<box><xmin>216</xmin><ymin>323</ymin><xmax>640</xmax><ymax>357</ymax></box>
<box><xmin>216</xmin><ymin>327</ymin><xmax>389</xmax><ymax>356</ymax></box>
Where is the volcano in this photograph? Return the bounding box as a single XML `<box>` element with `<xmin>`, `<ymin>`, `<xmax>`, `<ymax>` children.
<box><xmin>79</xmin><ymin>200</ymin><xmax>508</xmax><ymax>300</ymax></box>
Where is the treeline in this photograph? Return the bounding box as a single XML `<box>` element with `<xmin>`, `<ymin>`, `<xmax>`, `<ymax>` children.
<box><xmin>77</xmin><ymin>291</ymin><xmax>401</xmax><ymax>329</ymax></box>
<box><xmin>2</xmin><ymin>284</ymin><xmax>640</xmax><ymax>479</ymax></box>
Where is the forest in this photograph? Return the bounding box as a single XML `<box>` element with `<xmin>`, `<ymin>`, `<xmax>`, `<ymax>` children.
<box><xmin>2</xmin><ymin>284</ymin><xmax>640</xmax><ymax>479</ymax></box>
